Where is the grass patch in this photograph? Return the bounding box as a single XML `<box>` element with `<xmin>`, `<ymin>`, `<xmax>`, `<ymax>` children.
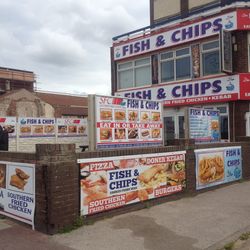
<box><xmin>239</xmin><ymin>232</ymin><xmax>250</xmax><ymax>241</ymax></box>
<box><xmin>223</xmin><ymin>242</ymin><xmax>234</xmax><ymax>250</ymax></box>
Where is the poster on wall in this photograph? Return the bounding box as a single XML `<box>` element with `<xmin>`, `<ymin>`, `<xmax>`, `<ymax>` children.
<box><xmin>0</xmin><ymin>161</ymin><xmax>35</xmax><ymax>228</ymax></box>
<box><xmin>57</xmin><ymin>118</ymin><xmax>88</xmax><ymax>137</ymax></box>
<box><xmin>18</xmin><ymin>117</ymin><xmax>56</xmax><ymax>138</ymax></box>
<box><xmin>0</xmin><ymin>117</ymin><xmax>16</xmax><ymax>138</ymax></box>
<box><xmin>78</xmin><ymin>151</ymin><xmax>186</xmax><ymax>215</ymax></box>
<box><xmin>189</xmin><ymin>108</ymin><xmax>220</xmax><ymax>143</ymax></box>
<box><xmin>94</xmin><ymin>95</ymin><xmax>163</xmax><ymax>149</ymax></box>
<box><xmin>195</xmin><ymin>146</ymin><xmax>242</xmax><ymax>190</ymax></box>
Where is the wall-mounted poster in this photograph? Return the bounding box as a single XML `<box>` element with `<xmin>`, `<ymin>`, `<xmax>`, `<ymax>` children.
<box><xmin>57</xmin><ymin>118</ymin><xmax>87</xmax><ymax>137</ymax></box>
<box><xmin>0</xmin><ymin>161</ymin><xmax>35</xmax><ymax>228</ymax></box>
<box><xmin>93</xmin><ymin>95</ymin><xmax>163</xmax><ymax>149</ymax></box>
<box><xmin>0</xmin><ymin>117</ymin><xmax>16</xmax><ymax>138</ymax></box>
<box><xmin>189</xmin><ymin>108</ymin><xmax>220</xmax><ymax>143</ymax></box>
<box><xmin>78</xmin><ymin>151</ymin><xmax>186</xmax><ymax>215</ymax></box>
<box><xmin>18</xmin><ymin>117</ymin><xmax>56</xmax><ymax>138</ymax></box>
<box><xmin>195</xmin><ymin>147</ymin><xmax>242</xmax><ymax>190</ymax></box>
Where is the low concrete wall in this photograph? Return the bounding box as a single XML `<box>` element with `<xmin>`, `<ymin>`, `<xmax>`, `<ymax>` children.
<box><xmin>0</xmin><ymin>141</ymin><xmax>249</xmax><ymax>234</ymax></box>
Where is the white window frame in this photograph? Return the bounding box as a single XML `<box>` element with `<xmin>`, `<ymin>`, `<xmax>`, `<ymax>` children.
<box><xmin>160</xmin><ymin>46</ymin><xmax>191</xmax><ymax>84</ymax></box>
<box><xmin>201</xmin><ymin>39</ymin><xmax>221</xmax><ymax>77</ymax></box>
<box><xmin>117</xmin><ymin>57</ymin><xmax>151</xmax><ymax>90</ymax></box>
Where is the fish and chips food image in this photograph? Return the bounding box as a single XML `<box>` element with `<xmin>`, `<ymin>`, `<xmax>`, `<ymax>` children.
<box><xmin>152</xmin><ymin>112</ymin><xmax>161</xmax><ymax>122</ymax></box>
<box><xmin>151</xmin><ymin>129</ymin><xmax>161</xmax><ymax>138</ymax></box>
<box><xmin>10</xmin><ymin>168</ymin><xmax>30</xmax><ymax>191</ymax></box>
<box><xmin>3</xmin><ymin>125</ymin><xmax>15</xmax><ymax>133</ymax></box>
<box><xmin>0</xmin><ymin>164</ymin><xmax>6</xmax><ymax>188</ymax></box>
<box><xmin>100</xmin><ymin>109</ymin><xmax>112</xmax><ymax>120</ymax></box>
<box><xmin>68</xmin><ymin>126</ymin><xmax>77</xmax><ymax>133</ymax></box>
<box><xmin>211</xmin><ymin>120</ymin><xmax>219</xmax><ymax>130</ymax></box>
<box><xmin>20</xmin><ymin>126</ymin><xmax>31</xmax><ymax>133</ymax></box>
<box><xmin>138</xmin><ymin>164</ymin><xmax>169</xmax><ymax>189</ymax></box>
<box><xmin>100</xmin><ymin>128</ymin><xmax>112</xmax><ymax>140</ymax></box>
<box><xmin>78</xmin><ymin>126</ymin><xmax>86</xmax><ymax>134</ymax></box>
<box><xmin>33</xmin><ymin>125</ymin><xmax>43</xmax><ymax>134</ymax></box>
<box><xmin>115</xmin><ymin>128</ymin><xmax>126</xmax><ymax>140</ymax></box>
<box><xmin>128</xmin><ymin>111</ymin><xmax>138</xmax><ymax>121</ymax></box>
<box><xmin>114</xmin><ymin>110</ymin><xmax>126</xmax><ymax>120</ymax></box>
<box><xmin>44</xmin><ymin>125</ymin><xmax>55</xmax><ymax>133</ymax></box>
<box><xmin>141</xmin><ymin>112</ymin><xmax>150</xmax><ymax>122</ymax></box>
<box><xmin>198</xmin><ymin>155</ymin><xmax>224</xmax><ymax>184</ymax></box>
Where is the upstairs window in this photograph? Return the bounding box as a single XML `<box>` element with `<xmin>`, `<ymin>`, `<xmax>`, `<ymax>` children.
<box><xmin>202</xmin><ymin>40</ymin><xmax>220</xmax><ymax>76</ymax></box>
<box><xmin>117</xmin><ymin>57</ymin><xmax>151</xmax><ymax>90</ymax></box>
<box><xmin>160</xmin><ymin>47</ymin><xmax>191</xmax><ymax>83</ymax></box>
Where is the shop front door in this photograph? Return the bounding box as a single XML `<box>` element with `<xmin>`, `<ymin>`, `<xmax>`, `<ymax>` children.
<box><xmin>164</xmin><ymin>115</ymin><xmax>185</xmax><ymax>144</ymax></box>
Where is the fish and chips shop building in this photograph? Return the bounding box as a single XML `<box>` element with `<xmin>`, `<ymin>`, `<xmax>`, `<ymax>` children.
<box><xmin>111</xmin><ymin>0</ymin><xmax>250</xmax><ymax>143</ymax></box>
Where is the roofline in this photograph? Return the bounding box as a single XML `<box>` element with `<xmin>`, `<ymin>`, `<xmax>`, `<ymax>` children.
<box><xmin>112</xmin><ymin>1</ymin><xmax>250</xmax><ymax>42</ymax></box>
<box><xmin>0</xmin><ymin>66</ymin><xmax>34</xmax><ymax>74</ymax></box>
<box><xmin>35</xmin><ymin>90</ymin><xmax>88</xmax><ymax>97</ymax></box>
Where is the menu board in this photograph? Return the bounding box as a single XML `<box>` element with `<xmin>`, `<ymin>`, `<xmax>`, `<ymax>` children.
<box><xmin>78</xmin><ymin>151</ymin><xmax>186</xmax><ymax>215</ymax></box>
<box><xmin>57</xmin><ymin>118</ymin><xmax>87</xmax><ymax>137</ymax></box>
<box><xmin>0</xmin><ymin>161</ymin><xmax>35</xmax><ymax>227</ymax></box>
<box><xmin>95</xmin><ymin>95</ymin><xmax>163</xmax><ymax>149</ymax></box>
<box><xmin>18</xmin><ymin>117</ymin><xmax>56</xmax><ymax>138</ymax></box>
<box><xmin>0</xmin><ymin>117</ymin><xmax>16</xmax><ymax>138</ymax></box>
<box><xmin>189</xmin><ymin>108</ymin><xmax>220</xmax><ymax>143</ymax></box>
<box><xmin>195</xmin><ymin>146</ymin><xmax>242</xmax><ymax>190</ymax></box>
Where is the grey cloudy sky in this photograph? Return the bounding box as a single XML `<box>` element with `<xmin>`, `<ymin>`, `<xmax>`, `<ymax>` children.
<box><xmin>0</xmin><ymin>0</ymin><xmax>149</xmax><ymax>95</ymax></box>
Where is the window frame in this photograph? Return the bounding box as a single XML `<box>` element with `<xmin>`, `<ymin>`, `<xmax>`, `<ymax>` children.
<box><xmin>117</xmin><ymin>57</ymin><xmax>151</xmax><ymax>90</ymax></box>
<box><xmin>160</xmin><ymin>46</ymin><xmax>192</xmax><ymax>84</ymax></box>
<box><xmin>201</xmin><ymin>39</ymin><xmax>221</xmax><ymax>77</ymax></box>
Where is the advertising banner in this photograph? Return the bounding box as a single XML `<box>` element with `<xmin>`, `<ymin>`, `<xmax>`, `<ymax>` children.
<box><xmin>113</xmin><ymin>11</ymin><xmax>237</xmax><ymax>61</ymax></box>
<box><xmin>239</xmin><ymin>73</ymin><xmax>250</xmax><ymax>100</ymax></box>
<box><xmin>0</xmin><ymin>117</ymin><xmax>16</xmax><ymax>138</ymax></box>
<box><xmin>57</xmin><ymin>118</ymin><xmax>88</xmax><ymax>137</ymax></box>
<box><xmin>116</xmin><ymin>75</ymin><xmax>240</xmax><ymax>106</ymax></box>
<box><xmin>18</xmin><ymin>117</ymin><xmax>56</xmax><ymax>138</ymax></box>
<box><xmin>78</xmin><ymin>151</ymin><xmax>186</xmax><ymax>215</ymax></box>
<box><xmin>95</xmin><ymin>95</ymin><xmax>163</xmax><ymax>149</ymax></box>
<box><xmin>0</xmin><ymin>161</ymin><xmax>35</xmax><ymax>227</ymax></box>
<box><xmin>237</xmin><ymin>9</ymin><xmax>250</xmax><ymax>30</ymax></box>
<box><xmin>189</xmin><ymin>108</ymin><xmax>220</xmax><ymax>143</ymax></box>
<box><xmin>195</xmin><ymin>147</ymin><xmax>242</xmax><ymax>190</ymax></box>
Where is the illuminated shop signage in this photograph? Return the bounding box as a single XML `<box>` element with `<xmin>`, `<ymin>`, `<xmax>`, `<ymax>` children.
<box><xmin>113</xmin><ymin>11</ymin><xmax>238</xmax><ymax>61</ymax></box>
<box><xmin>116</xmin><ymin>75</ymin><xmax>240</xmax><ymax>106</ymax></box>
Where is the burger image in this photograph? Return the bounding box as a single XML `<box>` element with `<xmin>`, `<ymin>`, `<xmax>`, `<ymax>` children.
<box><xmin>141</xmin><ymin>129</ymin><xmax>150</xmax><ymax>138</ymax></box>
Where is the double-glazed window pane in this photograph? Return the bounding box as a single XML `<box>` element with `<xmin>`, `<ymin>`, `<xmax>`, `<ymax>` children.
<box><xmin>117</xmin><ymin>57</ymin><xmax>151</xmax><ymax>90</ymax></box>
<box><xmin>176</xmin><ymin>57</ymin><xmax>191</xmax><ymax>80</ymax></box>
<box><xmin>161</xmin><ymin>60</ymin><xmax>174</xmax><ymax>82</ymax></box>
<box><xmin>135</xmin><ymin>65</ymin><xmax>151</xmax><ymax>87</ymax></box>
<box><xmin>118</xmin><ymin>69</ymin><xmax>133</xmax><ymax>89</ymax></box>
<box><xmin>202</xmin><ymin>51</ymin><xmax>220</xmax><ymax>75</ymax></box>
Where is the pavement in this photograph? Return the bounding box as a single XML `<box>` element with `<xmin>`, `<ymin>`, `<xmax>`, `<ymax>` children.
<box><xmin>1</xmin><ymin>181</ymin><xmax>250</xmax><ymax>250</ymax></box>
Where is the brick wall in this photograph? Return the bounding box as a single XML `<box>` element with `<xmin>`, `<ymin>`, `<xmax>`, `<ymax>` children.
<box><xmin>1</xmin><ymin>141</ymin><xmax>250</xmax><ymax>234</ymax></box>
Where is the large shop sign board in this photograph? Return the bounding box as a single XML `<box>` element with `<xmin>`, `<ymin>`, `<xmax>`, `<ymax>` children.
<box><xmin>78</xmin><ymin>151</ymin><xmax>186</xmax><ymax>216</ymax></box>
<box><xmin>0</xmin><ymin>162</ymin><xmax>35</xmax><ymax>228</ymax></box>
<box><xmin>195</xmin><ymin>146</ymin><xmax>242</xmax><ymax>190</ymax></box>
<box><xmin>113</xmin><ymin>9</ymin><xmax>250</xmax><ymax>61</ymax></box>
<box><xmin>116</xmin><ymin>73</ymin><xmax>250</xmax><ymax>106</ymax></box>
<box><xmin>88</xmin><ymin>95</ymin><xmax>163</xmax><ymax>150</ymax></box>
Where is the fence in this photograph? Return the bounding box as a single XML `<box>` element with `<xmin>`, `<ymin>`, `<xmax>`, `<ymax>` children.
<box><xmin>0</xmin><ymin>117</ymin><xmax>88</xmax><ymax>152</ymax></box>
<box><xmin>0</xmin><ymin>139</ymin><xmax>250</xmax><ymax>234</ymax></box>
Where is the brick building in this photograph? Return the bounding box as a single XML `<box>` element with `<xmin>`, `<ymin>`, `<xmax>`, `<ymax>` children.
<box><xmin>0</xmin><ymin>67</ymin><xmax>88</xmax><ymax>118</ymax></box>
<box><xmin>111</xmin><ymin>0</ymin><xmax>250</xmax><ymax>143</ymax></box>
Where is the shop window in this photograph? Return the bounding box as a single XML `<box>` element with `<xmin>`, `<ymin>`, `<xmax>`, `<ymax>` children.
<box><xmin>160</xmin><ymin>47</ymin><xmax>191</xmax><ymax>83</ymax></box>
<box><xmin>117</xmin><ymin>58</ymin><xmax>151</xmax><ymax>90</ymax></box>
<box><xmin>202</xmin><ymin>40</ymin><xmax>220</xmax><ymax>76</ymax></box>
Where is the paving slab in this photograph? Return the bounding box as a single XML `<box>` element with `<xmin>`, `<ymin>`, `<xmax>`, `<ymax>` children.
<box><xmin>53</xmin><ymin>181</ymin><xmax>250</xmax><ymax>250</ymax></box>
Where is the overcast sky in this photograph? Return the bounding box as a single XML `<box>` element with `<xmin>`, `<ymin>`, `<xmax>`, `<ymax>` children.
<box><xmin>0</xmin><ymin>0</ymin><xmax>149</xmax><ymax>95</ymax></box>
